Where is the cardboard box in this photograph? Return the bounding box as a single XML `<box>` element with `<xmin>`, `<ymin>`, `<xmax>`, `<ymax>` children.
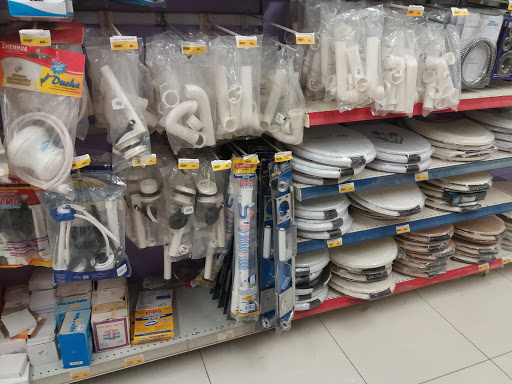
<box><xmin>55</xmin><ymin>293</ymin><xmax>91</xmax><ymax>328</ymax></box>
<box><xmin>91</xmin><ymin>301</ymin><xmax>130</xmax><ymax>352</ymax></box>
<box><xmin>92</xmin><ymin>285</ymin><xmax>126</xmax><ymax>306</ymax></box>
<box><xmin>57</xmin><ymin>309</ymin><xmax>92</xmax><ymax>369</ymax></box>
<box><xmin>27</xmin><ymin>315</ymin><xmax>59</xmax><ymax>366</ymax></box>
<box><xmin>55</xmin><ymin>281</ymin><xmax>91</xmax><ymax>298</ymax></box>
<box><xmin>95</xmin><ymin>278</ymin><xmax>126</xmax><ymax>291</ymax></box>
<box><xmin>132</xmin><ymin>290</ymin><xmax>174</xmax><ymax>345</ymax></box>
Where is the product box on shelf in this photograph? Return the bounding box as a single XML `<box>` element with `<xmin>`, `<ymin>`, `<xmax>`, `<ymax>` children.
<box><xmin>55</xmin><ymin>293</ymin><xmax>91</xmax><ymax>328</ymax></box>
<box><xmin>91</xmin><ymin>300</ymin><xmax>130</xmax><ymax>352</ymax></box>
<box><xmin>92</xmin><ymin>278</ymin><xmax>127</xmax><ymax>306</ymax></box>
<box><xmin>492</xmin><ymin>15</ymin><xmax>512</xmax><ymax>80</ymax></box>
<box><xmin>26</xmin><ymin>315</ymin><xmax>59</xmax><ymax>366</ymax></box>
<box><xmin>55</xmin><ymin>281</ymin><xmax>92</xmax><ymax>298</ymax></box>
<box><xmin>0</xmin><ymin>352</ymin><xmax>28</xmax><ymax>380</ymax></box>
<box><xmin>7</xmin><ymin>0</ymin><xmax>73</xmax><ymax>20</ymax></box>
<box><xmin>132</xmin><ymin>290</ymin><xmax>174</xmax><ymax>345</ymax></box>
<box><xmin>57</xmin><ymin>309</ymin><xmax>92</xmax><ymax>369</ymax></box>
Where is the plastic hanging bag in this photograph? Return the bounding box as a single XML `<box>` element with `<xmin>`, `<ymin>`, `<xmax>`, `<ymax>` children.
<box><xmin>86</xmin><ymin>39</ymin><xmax>152</xmax><ymax>173</ymax></box>
<box><xmin>0</xmin><ymin>139</ymin><xmax>8</xmax><ymax>183</ymax></box>
<box><xmin>38</xmin><ymin>173</ymin><xmax>131</xmax><ymax>283</ymax></box>
<box><xmin>0</xmin><ymin>44</ymin><xmax>84</xmax><ymax>197</ymax></box>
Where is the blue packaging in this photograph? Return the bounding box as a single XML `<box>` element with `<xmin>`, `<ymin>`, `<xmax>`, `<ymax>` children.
<box><xmin>55</xmin><ymin>293</ymin><xmax>91</xmax><ymax>329</ymax></box>
<box><xmin>57</xmin><ymin>309</ymin><xmax>92</xmax><ymax>368</ymax></box>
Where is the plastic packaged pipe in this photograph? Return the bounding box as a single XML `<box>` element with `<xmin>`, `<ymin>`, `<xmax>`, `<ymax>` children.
<box><xmin>100</xmin><ymin>65</ymin><xmax>146</xmax><ymax>139</ymax></box>
<box><xmin>263</xmin><ymin>225</ymin><xmax>272</xmax><ymax>259</ymax></box>
<box><xmin>164</xmin><ymin>245</ymin><xmax>172</xmax><ymax>280</ymax></box>
<box><xmin>164</xmin><ymin>100</ymin><xmax>206</xmax><ymax>147</ymax></box>
<box><xmin>335</xmin><ymin>40</ymin><xmax>348</xmax><ymax>99</ymax></box>
<box><xmin>240</xmin><ymin>66</ymin><xmax>254</xmax><ymax>128</ymax></box>
<box><xmin>261</xmin><ymin>69</ymin><xmax>287</xmax><ymax>130</ymax></box>
<box><xmin>278</xmin><ymin>228</ymin><xmax>287</xmax><ymax>262</ymax></box>
<box><xmin>184</xmin><ymin>84</ymin><xmax>215</xmax><ymax>146</ymax></box>
<box><xmin>130</xmin><ymin>194</ymin><xmax>146</xmax><ymax>249</ymax></box>
<box><xmin>404</xmin><ymin>55</ymin><xmax>418</xmax><ymax>116</ymax></box>
<box><xmin>346</xmin><ymin>45</ymin><xmax>368</xmax><ymax>92</ymax></box>
<box><xmin>215</xmin><ymin>66</ymin><xmax>236</xmax><ymax>133</ymax></box>
<box><xmin>395</xmin><ymin>70</ymin><xmax>406</xmax><ymax>112</ymax></box>
<box><xmin>320</xmin><ymin>33</ymin><xmax>329</xmax><ymax>86</ymax></box>
<box><xmin>366</xmin><ymin>37</ymin><xmax>384</xmax><ymax>100</ymax></box>
<box><xmin>204</xmin><ymin>241</ymin><xmax>216</xmax><ymax>280</ymax></box>
<box><xmin>105</xmin><ymin>198</ymin><xmax>120</xmax><ymax>241</ymax></box>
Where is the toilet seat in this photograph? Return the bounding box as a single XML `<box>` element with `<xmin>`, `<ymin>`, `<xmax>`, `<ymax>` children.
<box><xmin>329</xmin><ymin>237</ymin><xmax>398</xmax><ymax>269</ymax></box>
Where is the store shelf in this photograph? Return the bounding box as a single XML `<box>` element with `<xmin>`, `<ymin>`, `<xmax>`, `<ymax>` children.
<box><xmin>297</xmin><ymin>186</ymin><xmax>512</xmax><ymax>254</ymax></box>
<box><xmin>306</xmin><ymin>81</ymin><xmax>512</xmax><ymax>126</ymax></box>
<box><xmin>31</xmin><ymin>288</ymin><xmax>255</xmax><ymax>384</ymax></box>
<box><xmin>295</xmin><ymin>151</ymin><xmax>512</xmax><ymax>201</ymax></box>
<box><xmin>295</xmin><ymin>253</ymin><xmax>510</xmax><ymax>319</ymax></box>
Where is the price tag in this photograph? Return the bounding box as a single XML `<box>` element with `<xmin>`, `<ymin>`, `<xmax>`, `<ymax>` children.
<box><xmin>236</xmin><ymin>35</ymin><xmax>258</xmax><ymax>48</ymax></box>
<box><xmin>211</xmin><ymin>160</ymin><xmax>231</xmax><ymax>171</ymax></box>
<box><xmin>415</xmin><ymin>171</ymin><xmax>429</xmax><ymax>181</ymax></box>
<box><xmin>338</xmin><ymin>182</ymin><xmax>355</xmax><ymax>194</ymax></box>
<box><xmin>479</xmin><ymin>263</ymin><xmax>489</xmax><ymax>271</ymax></box>
<box><xmin>243</xmin><ymin>154</ymin><xmax>259</xmax><ymax>164</ymax></box>
<box><xmin>110</xmin><ymin>36</ymin><xmax>139</xmax><ymax>50</ymax></box>
<box><xmin>124</xmin><ymin>354</ymin><xmax>144</xmax><ymax>367</ymax></box>
<box><xmin>396</xmin><ymin>224</ymin><xmax>411</xmax><ymax>234</ymax></box>
<box><xmin>71</xmin><ymin>154</ymin><xmax>91</xmax><ymax>170</ymax></box>
<box><xmin>295</xmin><ymin>33</ymin><xmax>315</xmax><ymax>44</ymax></box>
<box><xmin>451</xmin><ymin>7</ymin><xmax>470</xmax><ymax>16</ymax></box>
<box><xmin>275</xmin><ymin>151</ymin><xmax>292</xmax><ymax>163</ymax></box>
<box><xmin>19</xmin><ymin>29</ymin><xmax>51</xmax><ymax>46</ymax></box>
<box><xmin>70</xmin><ymin>368</ymin><xmax>91</xmax><ymax>381</ymax></box>
<box><xmin>327</xmin><ymin>238</ymin><xmax>342</xmax><ymax>248</ymax></box>
<box><xmin>178</xmin><ymin>158</ymin><xmax>200</xmax><ymax>170</ymax></box>
<box><xmin>509</xmin><ymin>1</ymin><xmax>512</xmax><ymax>10</ymax></box>
<box><xmin>406</xmin><ymin>5</ymin><xmax>424</xmax><ymax>17</ymax></box>
<box><xmin>503</xmin><ymin>257</ymin><xmax>511</xmax><ymax>264</ymax></box>
<box><xmin>132</xmin><ymin>154</ymin><xmax>157</xmax><ymax>167</ymax></box>
<box><xmin>182</xmin><ymin>41</ymin><xmax>206</xmax><ymax>54</ymax></box>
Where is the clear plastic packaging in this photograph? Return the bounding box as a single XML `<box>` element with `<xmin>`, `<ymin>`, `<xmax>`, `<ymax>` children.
<box><xmin>0</xmin><ymin>139</ymin><xmax>8</xmax><ymax>183</ymax></box>
<box><xmin>210</xmin><ymin>35</ymin><xmax>263</xmax><ymax>140</ymax></box>
<box><xmin>38</xmin><ymin>173</ymin><xmax>131</xmax><ymax>283</ymax></box>
<box><xmin>86</xmin><ymin>39</ymin><xmax>152</xmax><ymax>173</ymax></box>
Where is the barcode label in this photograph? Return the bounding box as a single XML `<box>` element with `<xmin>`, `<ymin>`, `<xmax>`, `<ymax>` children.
<box><xmin>242</xmin><ymin>303</ymin><xmax>256</xmax><ymax>312</ymax></box>
<box><xmin>112</xmin><ymin>98</ymin><xmax>124</xmax><ymax>110</ymax></box>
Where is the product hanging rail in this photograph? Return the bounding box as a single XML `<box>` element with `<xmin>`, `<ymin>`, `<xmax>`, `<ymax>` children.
<box><xmin>305</xmin><ymin>81</ymin><xmax>512</xmax><ymax>126</ymax></box>
<box><xmin>295</xmin><ymin>151</ymin><xmax>512</xmax><ymax>201</ymax></box>
<box><xmin>297</xmin><ymin>186</ymin><xmax>512</xmax><ymax>254</ymax></box>
<box><xmin>295</xmin><ymin>254</ymin><xmax>510</xmax><ymax>319</ymax></box>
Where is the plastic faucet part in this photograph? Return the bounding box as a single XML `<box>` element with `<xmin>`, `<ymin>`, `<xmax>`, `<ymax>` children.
<box><xmin>105</xmin><ymin>198</ymin><xmax>120</xmax><ymax>241</ymax></box>
<box><xmin>434</xmin><ymin>96</ymin><xmax>449</xmax><ymax>110</ymax></box>
<box><xmin>335</xmin><ymin>40</ymin><xmax>348</xmax><ymax>99</ymax></box>
<box><xmin>427</xmin><ymin>84</ymin><xmax>443</xmax><ymax>100</ymax></box>
<box><xmin>320</xmin><ymin>33</ymin><xmax>330</xmax><ymax>86</ymax></box>
<box><xmin>164</xmin><ymin>245</ymin><xmax>172</xmax><ymax>280</ymax></box>
<box><xmin>307</xmin><ymin>74</ymin><xmax>322</xmax><ymax>92</ymax></box>
<box><xmin>215</xmin><ymin>66</ymin><xmax>236</xmax><ymax>133</ymax></box>
<box><xmin>100</xmin><ymin>65</ymin><xmax>147</xmax><ymax>140</ymax></box>
<box><xmin>164</xmin><ymin>100</ymin><xmax>206</xmax><ymax>147</ymax></box>
<box><xmin>366</xmin><ymin>36</ymin><xmax>383</xmax><ymax>100</ymax></box>
<box><xmin>261</xmin><ymin>69</ymin><xmax>287</xmax><ymax>130</ymax></box>
<box><xmin>161</xmin><ymin>89</ymin><xmax>180</xmax><ymax>109</ymax></box>
<box><xmin>185</xmin><ymin>115</ymin><xmax>204</xmax><ymax>131</ymax></box>
<box><xmin>270</xmin><ymin>109</ymin><xmax>304</xmax><ymax>145</ymax></box>
<box><xmin>384</xmin><ymin>70</ymin><xmax>402</xmax><ymax>85</ymax></box>
<box><xmin>422</xmin><ymin>70</ymin><xmax>436</xmax><ymax>84</ymax></box>
<box><xmin>130</xmin><ymin>194</ymin><xmax>147</xmax><ymax>249</ymax></box>
<box><xmin>346</xmin><ymin>45</ymin><xmax>368</xmax><ymax>92</ymax></box>
<box><xmin>185</xmin><ymin>84</ymin><xmax>215</xmax><ymax>146</ymax></box>
<box><xmin>263</xmin><ymin>225</ymin><xmax>272</xmax><ymax>259</ymax></box>
<box><xmin>443</xmin><ymin>52</ymin><xmax>456</xmax><ymax>66</ymax></box>
<box><xmin>203</xmin><ymin>240</ymin><xmax>217</xmax><ymax>280</ymax></box>
<box><xmin>240</xmin><ymin>66</ymin><xmax>254</xmax><ymax>128</ymax></box>
<box><xmin>404</xmin><ymin>55</ymin><xmax>418</xmax><ymax>116</ymax></box>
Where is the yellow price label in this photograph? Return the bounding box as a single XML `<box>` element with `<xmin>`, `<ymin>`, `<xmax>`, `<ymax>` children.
<box><xmin>178</xmin><ymin>158</ymin><xmax>199</xmax><ymax>170</ymax></box>
<box><xmin>211</xmin><ymin>160</ymin><xmax>231</xmax><ymax>171</ymax></box>
<box><xmin>242</xmin><ymin>155</ymin><xmax>259</xmax><ymax>165</ymax></box>
<box><xmin>339</xmin><ymin>182</ymin><xmax>355</xmax><ymax>194</ymax></box>
<box><xmin>182</xmin><ymin>44</ymin><xmax>206</xmax><ymax>54</ymax></box>
<box><xmin>236</xmin><ymin>36</ymin><xmax>258</xmax><ymax>48</ymax></box>
<box><xmin>110</xmin><ymin>36</ymin><xmax>139</xmax><ymax>51</ymax></box>
<box><xmin>396</xmin><ymin>224</ymin><xmax>411</xmax><ymax>234</ymax></box>
<box><xmin>275</xmin><ymin>151</ymin><xmax>292</xmax><ymax>163</ymax></box>
<box><xmin>327</xmin><ymin>238</ymin><xmax>342</xmax><ymax>248</ymax></box>
<box><xmin>132</xmin><ymin>154</ymin><xmax>157</xmax><ymax>167</ymax></box>
<box><xmin>295</xmin><ymin>33</ymin><xmax>315</xmax><ymax>45</ymax></box>
<box><xmin>503</xmin><ymin>258</ymin><xmax>511</xmax><ymax>264</ymax></box>
<box><xmin>70</xmin><ymin>369</ymin><xmax>91</xmax><ymax>381</ymax></box>
<box><xmin>451</xmin><ymin>7</ymin><xmax>470</xmax><ymax>16</ymax></box>
<box><xmin>124</xmin><ymin>354</ymin><xmax>144</xmax><ymax>367</ymax></box>
<box><xmin>415</xmin><ymin>172</ymin><xmax>429</xmax><ymax>181</ymax></box>
<box><xmin>406</xmin><ymin>5</ymin><xmax>424</xmax><ymax>16</ymax></box>
<box><xmin>20</xmin><ymin>36</ymin><xmax>51</xmax><ymax>46</ymax></box>
<box><xmin>71</xmin><ymin>154</ymin><xmax>91</xmax><ymax>170</ymax></box>
<box><xmin>479</xmin><ymin>263</ymin><xmax>489</xmax><ymax>271</ymax></box>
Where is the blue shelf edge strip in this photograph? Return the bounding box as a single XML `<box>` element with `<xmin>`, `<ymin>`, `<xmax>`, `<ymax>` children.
<box><xmin>297</xmin><ymin>201</ymin><xmax>512</xmax><ymax>254</ymax></box>
<box><xmin>297</xmin><ymin>156</ymin><xmax>512</xmax><ymax>201</ymax></box>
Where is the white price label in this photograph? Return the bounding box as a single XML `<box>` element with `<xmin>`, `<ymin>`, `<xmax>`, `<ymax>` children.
<box><xmin>235</xmin><ymin>35</ymin><xmax>258</xmax><ymax>48</ymax></box>
<box><xmin>19</xmin><ymin>29</ymin><xmax>51</xmax><ymax>46</ymax></box>
<box><xmin>110</xmin><ymin>36</ymin><xmax>139</xmax><ymax>50</ymax></box>
<box><xmin>178</xmin><ymin>158</ymin><xmax>199</xmax><ymax>170</ymax></box>
<box><xmin>112</xmin><ymin>98</ymin><xmax>124</xmax><ymax>110</ymax></box>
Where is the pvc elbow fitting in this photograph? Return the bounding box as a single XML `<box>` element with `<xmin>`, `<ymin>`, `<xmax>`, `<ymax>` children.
<box><xmin>384</xmin><ymin>70</ymin><xmax>402</xmax><ymax>85</ymax></box>
<box><xmin>184</xmin><ymin>84</ymin><xmax>215</xmax><ymax>146</ymax></box>
<box><xmin>434</xmin><ymin>96</ymin><xmax>449</xmax><ymax>110</ymax></box>
<box><xmin>427</xmin><ymin>84</ymin><xmax>443</xmax><ymax>100</ymax></box>
<box><xmin>262</xmin><ymin>69</ymin><xmax>287</xmax><ymax>129</ymax></box>
<box><xmin>269</xmin><ymin>108</ymin><xmax>304</xmax><ymax>145</ymax></box>
<box><xmin>164</xmin><ymin>100</ymin><xmax>206</xmax><ymax>147</ymax></box>
<box><xmin>422</xmin><ymin>70</ymin><xmax>436</xmax><ymax>84</ymax></box>
<box><xmin>340</xmin><ymin>89</ymin><xmax>359</xmax><ymax>104</ymax></box>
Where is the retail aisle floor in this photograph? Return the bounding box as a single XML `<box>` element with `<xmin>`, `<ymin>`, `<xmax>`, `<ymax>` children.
<box><xmin>88</xmin><ymin>265</ymin><xmax>512</xmax><ymax>384</ymax></box>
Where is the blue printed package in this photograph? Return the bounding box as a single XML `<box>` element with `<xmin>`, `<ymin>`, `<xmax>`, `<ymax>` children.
<box><xmin>8</xmin><ymin>0</ymin><xmax>72</xmax><ymax>20</ymax></box>
<box><xmin>57</xmin><ymin>309</ymin><xmax>92</xmax><ymax>368</ymax></box>
<box><xmin>55</xmin><ymin>294</ymin><xmax>91</xmax><ymax>329</ymax></box>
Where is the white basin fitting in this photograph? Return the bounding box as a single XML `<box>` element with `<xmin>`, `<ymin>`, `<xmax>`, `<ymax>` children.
<box><xmin>215</xmin><ymin>66</ymin><xmax>237</xmax><ymax>133</ymax></box>
<box><xmin>154</xmin><ymin>70</ymin><xmax>180</xmax><ymax>110</ymax></box>
<box><xmin>184</xmin><ymin>84</ymin><xmax>215</xmax><ymax>146</ymax></box>
<box><xmin>366</xmin><ymin>37</ymin><xmax>384</xmax><ymax>101</ymax></box>
<box><xmin>164</xmin><ymin>100</ymin><xmax>206</xmax><ymax>147</ymax></box>
<box><xmin>269</xmin><ymin>108</ymin><xmax>304</xmax><ymax>145</ymax></box>
<box><xmin>240</xmin><ymin>66</ymin><xmax>254</xmax><ymax>128</ymax></box>
<box><xmin>261</xmin><ymin>69</ymin><xmax>287</xmax><ymax>131</ymax></box>
<box><xmin>404</xmin><ymin>55</ymin><xmax>418</xmax><ymax>116</ymax></box>
<box><xmin>346</xmin><ymin>45</ymin><xmax>368</xmax><ymax>92</ymax></box>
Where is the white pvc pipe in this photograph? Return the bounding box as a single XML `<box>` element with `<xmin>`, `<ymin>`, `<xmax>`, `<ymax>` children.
<box><xmin>215</xmin><ymin>66</ymin><xmax>236</xmax><ymax>133</ymax></box>
<box><xmin>278</xmin><ymin>228</ymin><xmax>287</xmax><ymax>262</ymax></box>
<box><xmin>30</xmin><ymin>204</ymin><xmax>50</xmax><ymax>257</ymax></box>
<box><xmin>204</xmin><ymin>241</ymin><xmax>215</xmax><ymax>280</ymax></box>
<box><xmin>100</xmin><ymin>65</ymin><xmax>146</xmax><ymax>139</ymax></box>
<box><xmin>404</xmin><ymin>55</ymin><xmax>418</xmax><ymax>116</ymax></box>
<box><xmin>130</xmin><ymin>194</ymin><xmax>147</xmax><ymax>248</ymax></box>
<box><xmin>263</xmin><ymin>225</ymin><xmax>272</xmax><ymax>259</ymax></box>
<box><xmin>163</xmin><ymin>245</ymin><xmax>172</xmax><ymax>280</ymax></box>
<box><xmin>169</xmin><ymin>226</ymin><xmax>185</xmax><ymax>258</ymax></box>
<box><xmin>320</xmin><ymin>33</ymin><xmax>329</xmax><ymax>86</ymax></box>
<box><xmin>240</xmin><ymin>66</ymin><xmax>254</xmax><ymax>128</ymax></box>
<box><xmin>184</xmin><ymin>84</ymin><xmax>215</xmax><ymax>146</ymax></box>
<box><xmin>395</xmin><ymin>75</ymin><xmax>406</xmax><ymax>113</ymax></box>
<box><xmin>335</xmin><ymin>40</ymin><xmax>348</xmax><ymax>100</ymax></box>
<box><xmin>164</xmin><ymin>100</ymin><xmax>206</xmax><ymax>147</ymax></box>
<box><xmin>269</xmin><ymin>109</ymin><xmax>304</xmax><ymax>145</ymax></box>
<box><xmin>105</xmin><ymin>198</ymin><xmax>120</xmax><ymax>241</ymax></box>
<box><xmin>261</xmin><ymin>69</ymin><xmax>287</xmax><ymax>130</ymax></box>
<box><xmin>346</xmin><ymin>45</ymin><xmax>368</xmax><ymax>92</ymax></box>
<box><xmin>366</xmin><ymin>37</ymin><xmax>384</xmax><ymax>100</ymax></box>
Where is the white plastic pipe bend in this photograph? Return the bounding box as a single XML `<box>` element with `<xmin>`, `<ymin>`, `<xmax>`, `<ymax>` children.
<box><xmin>261</xmin><ymin>69</ymin><xmax>287</xmax><ymax>130</ymax></box>
<box><xmin>164</xmin><ymin>100</ymin><xmax>206</xmax><ymax>147</ymax></box>
<box><xmin>269</xmin><ymin>108</ymin><xmax>304</xmax><ymax>145</ymax></box>
<box><xmin>335</xmin><ymin>40</ymin><xmax>348</xmax><ymax>99</ymax></box>
<box><xmin>184</xmin><ymin>84</ymin><xmax>215</xmax><ymax>146</ymax></box>
<box><xmin>240</xmin><ymin>66</ymin><xmax>254</xmax><ymax>128</ymax></box>
<box><xmin>346</xmin><ymin>45</ymin><xmax>368</xmax><ymax>92</ymax></box>
<box><xmin>215</xmin><ymin>66</ymin><xmax>237</xmax><ymax>133</ymax></box>
<box><xmin>366</xmin><ymin>37</ymin><xmax>384</xmax><ymax>101</ymax></box>
<box><xmin>384</xmin><ymin>70</ymin><xmax>403</xmax><ymax>85</ymax></box>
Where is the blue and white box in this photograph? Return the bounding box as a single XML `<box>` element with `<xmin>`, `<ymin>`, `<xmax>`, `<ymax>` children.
<box><xmin>8</xmin><ymin>0</ymin><xmax>73</xmax><ymax>20</ymax></box>
<box><xmin>57</xmin><ymin>309</ymin><xmax>92</xmax><ymax>369</ymax></box>
<box><xmin>55</xmin><ymin>293</ymin><xmax>91</xmax><ymax>329</ymax></box>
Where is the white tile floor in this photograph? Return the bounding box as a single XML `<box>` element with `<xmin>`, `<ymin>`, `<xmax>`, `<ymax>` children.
<box><xmin>88</xmin><ymin>265</ymin><xmax>512</xmax><ymax>384</ymax></box>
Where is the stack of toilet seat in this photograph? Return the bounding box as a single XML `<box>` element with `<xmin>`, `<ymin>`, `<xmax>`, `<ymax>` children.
<box><xmin>288</xmin><ymin>125</ymin><xmax>376</xmax><ymax>186</ymax></box>
<box><xmin>357</xmin><ymin>123</ymin><xmax>434</xmax><ymax>174</ymax></box>
<box><xmin>419</xmin><ymin>172</ymin><xmax>493</xmax><ymax>213</ymax></box>
<box><xmin>452</xmin><ymin>216</ymin><xmax>506</xmax><ymax>264</ymax></box>
<box><xmin>393</xmin><ymin>225</ymin><xmax>455</xmax><ymax>278</ymax></box>
<box><xmin>498</xmin><ymin>212</ymin><xmax>512</xmax><ymax>251</ymax></box>
<box><xmin>464</xmin><ymin>108</ymin><xmax>512</xmax><ymax>153</ymax></box>
<box><xmin>404</xmin><ymin>116</ymin><xmax>496</xmax><ymax>162</ymax></box>
<box><xmin>348</xmin><ymin>184</ymin><xmax>426</xmax><ymax>219</ymax></box>
<box><xmin>295</xmin><ymin>195</ymin><xmax>353</xmax><ymax>239</ymax></box>
<box><xmin>328</xmin><ymin>238</ymin><xmax>398</xmax><ymax>300</ymax></box>
<box><xmin>295</xmin><ymin>249</ymin><xmax>331</xmax><ymax>311</ymax></box>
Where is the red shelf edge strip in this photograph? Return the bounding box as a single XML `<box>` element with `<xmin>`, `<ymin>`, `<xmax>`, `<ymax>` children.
<box><xmin>294</xmin><ymin>259</ymin><xmax>504</xmax><ymax>319</ymax></box>
<box><xmin>308</xmin><ymin>95</ymin><xmax>512</xmax><ymax>126</ymax></box>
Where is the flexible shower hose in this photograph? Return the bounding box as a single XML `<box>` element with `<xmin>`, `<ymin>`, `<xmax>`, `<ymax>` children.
<box><xmin>460</xmin><ymin>38</ymin><xmax>496</xmax><ymax>88</ymax></box>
